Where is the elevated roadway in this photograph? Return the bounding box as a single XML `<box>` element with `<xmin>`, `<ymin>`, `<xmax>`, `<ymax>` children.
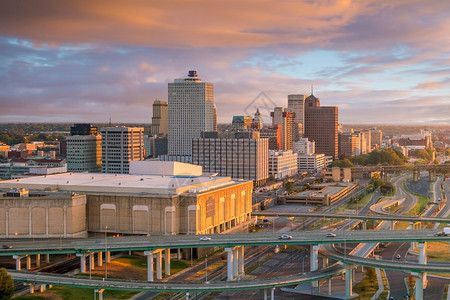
<box><xmin>1</xmin><ymin>230</ymin><xmax>449</xmax><ymax>257</ymax></box>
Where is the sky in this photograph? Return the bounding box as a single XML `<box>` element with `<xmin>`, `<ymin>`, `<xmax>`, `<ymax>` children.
<box><xmin>0</xmin><ymin>0</ymin><xmax>449</xmax><ymax>124</ymax></box>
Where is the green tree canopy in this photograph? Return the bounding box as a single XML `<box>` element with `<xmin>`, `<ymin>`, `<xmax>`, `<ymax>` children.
<box><xmin>0</xmin><ymin>268</ymin><xmax>14</xmax><ymax>299</ymax></box>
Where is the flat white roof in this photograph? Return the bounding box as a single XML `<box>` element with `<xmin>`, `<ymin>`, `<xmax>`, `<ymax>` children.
<box><xmin>0</xmin><ymin>172</ymin><xmax>243</xmax><ymax>196</ymax></box>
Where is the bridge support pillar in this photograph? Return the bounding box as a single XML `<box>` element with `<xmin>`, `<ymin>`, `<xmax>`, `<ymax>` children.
<box><xmin>413</xmin><ymin>169</ymin><xmax>419</xmax><ymax>181</ymax></box>
<box><xmin>185</xmin><ymin>292</ymin><xmax>189</xmax><ymax>300</ymax></box>
<box><xmin>344</xmin><ymin>264</ymin><xmax>354</xmax><ymax>298</ymax></box>
<box><xmin>45</xmin><ymin>254</ymin><xmax>50</xmax><ymax>263</ymax></box>
<box><xmin>97</xmin><ymin>252</ymin><xmax>102</xmax><ymax>267</ymax></box>
<box><xmin>144</xmin><ymin>251</ymin><xmax>154</xmax><ymax>282</ymax></box>
<box><xmin>361</xmin><ymin>221</ymin><xmax>367</xmax><ymax>230</ymax></box>
<box><xmin>238</xmin><ymin>246</ymin><xmax>245</xmax><ymax>277</ymax></box>
<box><xmin>418</xmin><ymin>242</ymin><xmax>428</xmax><ymax>286</ymax></box>
<box><xmin>310</xmin><ymin>244</ymin><xmax>319</xmax><ymax>288</ymax></box>
<box><xmin>36</xmin><ymin>254</ymin><xmax>40</xmax><ymax>267</ymax></box>
<box><xmin>165</xmin><ymin>248</ymin><xmax>171</xmax><ymax>276</ymax></box>
<box><xmin>40</xmin><ymin>284</ymin><xmax>46</xmax><ymax>292</ymax></box>
<box><xmin>29</xmin><ymin>284</ymin><xmax>34</xmax><ymax>294</ymax></box>
<box><xmin>328</xmin><ymin>278</ymin><xmax>332</xmax><ymax>295</ymax></box>
<box><xmin>264</xmin><ymin>289</ymin><xmax>267</xmax><ymax>300</ymax></box>
<box><xmin>26</xmin><ymin>255</ymin><xmax>31</xmax><ymax>270</ymax></box>
<box><xmin>323</xmin><ymin>257</ymin><xmax>328</xmax><ymax>269</ymax></box>
<box><xmin>155</xmin><ymin>251</ymin><xmax>162</xmax><ymax>280</ymax></box>
<box><xmin>106</xmin><ymin>251</ymin><xmax>111</xmax><ymax>263</ymax></box>
<box><xmin>412</xmin><ymin>272</ymin><xmax>424</xmax><ymax>300</ymax></box>
<box><xmin>89</xmin><ymin>253</ymin><xmax>95</xmax><ymax>270</ymax></box>
<box><xmin>429</xmin><ymin>169</ymin><xmax>436</xmax><ymax>181</ymax></box>
<box><xmin>13</xmin><ymin>256</ymin><xmax>21</xmax><ymax>270</ymax></box>
<box><xmin>225</xmin><ymin>247</ymin><xmax>234</xmax><ymax>281</ymax></box>
<box><xmin>274</xmin><ymin>245</ymin><xmax>279</xmax><ymax>253</ymax></box>
<box><xmin>177</xmin><ymin>248</ymin><xmax>181</xmax><ymax>260</ymax></box>
<box><xmin>76</xmin><ymin>253</ymin><xmax>86</xmax><ymax>273</ymax></box>
<box><xmin>95</xmin><ymin>289</ymin><xmax>104</xmax><ymax>300</ymax></box>
<box><xmin>271</xmin><ymin>287</ymin><xmax>275</xmax><ymax>300</ymax></box>
<box><xmin>232</xmin><ymin>247</ymin><xmax>239</xmax><ymax>278</ymax></box>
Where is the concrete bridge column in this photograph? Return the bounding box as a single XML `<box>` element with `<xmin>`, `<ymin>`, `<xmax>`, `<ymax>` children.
<box><xmin>232</xmin><ymin>247</ymin><xmax>239</xmax><ymax>278</ymax></box>
<box><xmin>89</xmin><ymin>253</ymin><xmax>95</xmax><ymax>270</ymax></box>
<box><xmin>328</xmin><ymin>278</ymin><xmax>332</xmax><ymax>295</ymax></box>
<box><xmin>344</xmin><ymin>264</ymin><xmax>354</xmax><ymax>298</ymax></box>
<box><xmin>429</xmin><ymin>169</ymin><xmax>436</xmax><ymax>181</ymax></box>
<box><xmin>156</xmin><ymin>251</ymin><xmax>162</xmax><ymax>280</ymax></box>
<box><xmin>13</xmin><ymin>256</ymin><xmax>21</xmax><ymax>270</ymax></box>
<box><xmin>177</xmin><ymin>248</ymin><xmax>181</xmax><ymax>260</ymax></box>
<box><xmin>36</xmin><ymin>254</ymin><xmax>40</xmax><ymax>267</ymax></box>
<box><xmin>418</xmin><ymin>242</ymin><xmax>428</xmax><ymax>286</ymax></box>
<box><xmin>274</xmin><ymin>245</ymin><xmax>280</xmax><ymax>253</ymax></box>
<box><xmin>45</xmin><ymin>254</ymin><xmax>50</xmax><ymax>263</ymax></box>
<box><xmin>310</xmin><ymin>245</ymin><xmax>319</xmax><ymax>288</ymax></box>
<box><xmin>26</xmin><ymin>255</ymin><xmax>31</xmax><ymax>270</ymax></box>
<box><xmin>106</xmin><ymin>251</ymin><xmax>111</xmax><ymax>263</ymax></box>
<box><xmin>164</xmin><ymin>248</ymin><xmax>171</xmax><ymax>276</ymax></box>
<box><xmin>76</xmin><ymin>253</ymin><xmax>86</xmax><ymax>273</ymax></box>
<box><xmin>97</xmin><ymin>252</ymin><xmax>103</xmax><ymax>267</ymax></box>
<box><xmin>412</xmin><ymin>272</ymin><xmax>424</xmax><ymax>300</ymax></box>
<box><xmin>361</xmin><ymin>221</ymin><xmax>367</xmax><ymax>230</ymax></box>
<box><xmin>264</xmin><ymin>289</ymin><xmax>267</xmax><ymax>300</ymax></box>
<box><xmin>238</xmin><ymin>246</ymin><xmax>245</xmax><ymax>277</ymax></box>
<box><xmin>144</xmin><ymin>251</ymin><xmax>154</xmax><ymax>282</ymax></box>
<box><xmin>225</xmin><ymin>247</ymin><xmax>234</xmax><ymax>281</ymax></box>
<box><xmin>40</xmin><ymin>284</ymin><xmax>46</xmax><ymax>293</ymax></box>
<box><xmin>95</xmin><ymin>289</ymin><xmax>104</xmax><ymax>300</ymax></box>
<box><xmin>271</xmin><ymin>287</ymin><xmax>275</xmax><ymax>300</ymax></box>
<box><xmin>29</xmin><ymin>284</ymin><xmax>34</xmax><ymax>294</ymax></box>
<box><xmin>322</xmin><ymin>257</ymin><xmax>328</xmax><ymax>269</ymax></box>
<box><xmin>413</xmin><ymin>169</ymin><xmax>419</xmax><ymax>181</ymax></box>
<box><xmin>185</xmin><ymin>292</ymin><xmax>189</xmax><ymax>300</ymax></box>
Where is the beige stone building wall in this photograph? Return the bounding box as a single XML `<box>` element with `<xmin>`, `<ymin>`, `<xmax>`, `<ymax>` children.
<box><xmin>0</xmin><ymin>194</ymin><xmax>87</xmax><ymax>238</ymax></box>
<box><xmin>85</xmin><ymin>180</ymin><xmax>253</xmax><ymax>236</ymax></box>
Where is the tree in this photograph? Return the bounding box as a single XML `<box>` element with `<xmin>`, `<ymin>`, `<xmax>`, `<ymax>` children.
<box><xmin>365</xmin><ymin>267</ymin><xmax>377</xmax><ymax>287</ymax></box>
<box><xmin>284</xmin><ymin>181</ymin><xmax>294</xmax><ymax>194</ymax></box>
<box><xmin>370</xmin><ymin>174</ymin><xmax>383</xmax><ymax>189</ymax></box>
<box><xmin>330</xmin><ymin>159</ymin><xmax>354</xmax><ymax>168</ymax></box>
<box><xmin>380</xmin><ymin>183</ymin><xmax>394</xmax><ymax>195</ymax></box>
<box><xmin>0</xmin><ymin>268</ymin><xmax>14</xmax><ymax>299</ymax></box>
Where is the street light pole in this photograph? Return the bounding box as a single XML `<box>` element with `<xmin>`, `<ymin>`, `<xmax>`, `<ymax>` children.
<box><xmin>104</xmin><ymin>225</ymin><xmax>108</xmax><ymax>279</ymax></box>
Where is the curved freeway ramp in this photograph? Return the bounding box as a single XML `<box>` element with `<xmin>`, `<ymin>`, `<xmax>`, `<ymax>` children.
<box><xmin>8</xmin><ymin>265</ymin><xmax>345</xmax><ymax>293</ymax></box>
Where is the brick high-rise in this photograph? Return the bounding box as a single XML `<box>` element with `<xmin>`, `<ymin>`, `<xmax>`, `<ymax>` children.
<box><xmin>304</xmin><ymin>94</ymin><xmax>338</xmax><ymax>158</ymax></box>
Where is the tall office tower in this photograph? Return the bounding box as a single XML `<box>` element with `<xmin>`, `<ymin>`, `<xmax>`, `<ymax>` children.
<box><xmin>150</xmin><ymin>100</ymin><xmax>168</xmax><ymax>136</ymax></box>
<box><xmin>168</xmin><ymin>70</ymin><xmax>214</xmax><ymax>156</ymax></box>
<box><xmin>192</xmin><ymin>135</ymin><xmax>269</xmax><ymax>186</ymax></box>
<box><xmin>339</xmin><ymin>130</ymin><xmax>360</xmax><ymax>157</ymax></box>
<box><xmin>252</xmin><ymin>108</ymin><xmax>263</xmax><ymax>129</ymax></box>
<box><xmin>304</xmin><ymin>94</ymin><xmax>338</xmax><ymax>158</ymax></box>
<box><xmin>67</xmin><ymin>123</ymin><xmax>101</xmax><ymax>172</ymax></box>
<box><xmin>370</xmin><ymin>128</ymin><xmax>383</xmax><ymax>148</ymax></box>
<box><xmin>355</xmin><ymin>130</ymin><xmax>369</xmax><ymax>154</ymax></box>
<box><xmin>271</xmin><ymin>107</ymin><xmax>295</xmax><ymax>151</ymax></box>
<box><xmin>101</xmin><ymin>127</ymin><xmax>144</xmax><ymax>174</ymax></box>
<box><xmin>288</xmin><ymin>94</ymin><xmax>306</xmax><ymax>139</ymax></box>
<box><xmin>213</xmin><ymin>104</ymin><xmax>218</xmax><ymax>131</ymax></box>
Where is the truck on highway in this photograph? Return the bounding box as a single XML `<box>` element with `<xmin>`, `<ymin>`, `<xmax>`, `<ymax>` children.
<box><xmin>434</xmin><ymin>227</ymin><xmax>450</xmax><ymax>236</ymax></box>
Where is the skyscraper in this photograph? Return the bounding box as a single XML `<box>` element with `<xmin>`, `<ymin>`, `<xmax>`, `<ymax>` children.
<box><xmin>271</xmin><ymin>107</ymin><xmax>295</xmax><ymax>151</ymax></box>
<box><xmin>150</xmin><ymin>100</ymin><xmax>168</xmax><ymax>136</ymax></box>
<box><xmin>304</xmin><ymin>94</ymin><xmax>338</xmax><ymax>158</ymax></box>
<box><xmin>168</xmin><ymin>70</ymin><xmax>215</xmax><ymax>156</ymax></box>
<box><xmin>288</xmin><ymin>94</ymin><xmax>305</xmax><ymax>138</ymax></box>
<box><xmin>101</xmin><ymin>127</ymin><xmax>144</xmax><ymax>174</ymax></box>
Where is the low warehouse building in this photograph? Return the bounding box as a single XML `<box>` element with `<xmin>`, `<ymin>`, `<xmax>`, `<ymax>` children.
<box><xmin>0</xmin><ymin>161</ymin><xmax>253</xmax><ymax>236</ymax></box>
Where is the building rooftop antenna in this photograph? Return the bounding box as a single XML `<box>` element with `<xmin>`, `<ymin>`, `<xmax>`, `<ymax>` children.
<box><xmin>311</xmin><ymin>85</ymin><xmax>314</xmax><ymax>96</ymax></box>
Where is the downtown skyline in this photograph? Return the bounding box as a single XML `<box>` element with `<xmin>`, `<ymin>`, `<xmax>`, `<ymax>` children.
<box><xmin>1</xmin><ymin>0</ymin><xmax>449</xmax><ymax>124</ymax></box>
